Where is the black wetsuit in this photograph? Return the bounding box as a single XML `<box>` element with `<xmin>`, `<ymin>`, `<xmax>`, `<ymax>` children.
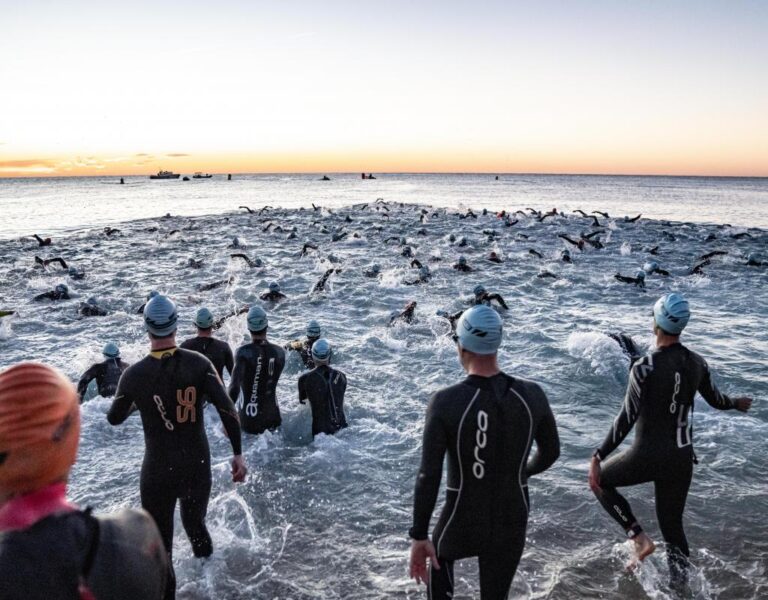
<box><xmin>615</xmin><ymin>273</ymin><xmax>645</xmax><ymax>287</ymax></box>
<box><xmin>411</xmin><ymin>373</ymin><xmax>560</xmax><ymax>600</ymax></box>
<box><xmin>606</xmin><ymin>333</ymin><xmax>642</xmax><ymax>368</ymax></box>
<box><xmin>298</xmin><ymin>365</ymin><xmax>348</xmax><ymax>437</ymax></box>
<box><xmin>475</xmin><ymin>292</ymin><xmax>508</xmax><ymax>310</ymax></box>
<box><xmin>34</xmin><ymin>289</ymin><xmax>70</xmax><ymax>301</ymax></box>
<box><xmin>593</xmin><ymin>344</ymin><xmax>737</xmax><ymax>582</ymax></box>
<box><xmin>107</xmin><ymin>348</ymin><xmax>242</xmax><ymax>600</ymax></box>
<box><xmin>285</xmin><ymin>337</ymin><xmax>318</xmax><ymax>369</ymax></box>
<box><xmin>179</xmin><ymin>336</ymin><xmax>234</xmax><ymax>380</ymax></box>
<box><xmin>228</xmin><ymin>340</ymin><xmax>286</xmax><ymax>434</ymax></box>
<box><xmin>260</xmin><ymin>290</ymin><xmax>287</xmax><ymax>302</ymax></box>
<box><xmin>77</xmin><ymin>358</ymin><xmax>129</xmax><ymax>402</ymax></box>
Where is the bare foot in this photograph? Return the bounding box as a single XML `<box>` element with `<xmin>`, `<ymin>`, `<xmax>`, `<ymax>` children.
<box><xmin>626</xmin><ymin>533</ymin><xmax>655</xmax><ymax>570</ymax></box>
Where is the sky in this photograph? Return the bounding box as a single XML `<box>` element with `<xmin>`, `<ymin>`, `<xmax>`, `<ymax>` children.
<box><xmin>1</xmin><ymin>0</ymin><xmax>767</xmax><ymax>177</ymax></box>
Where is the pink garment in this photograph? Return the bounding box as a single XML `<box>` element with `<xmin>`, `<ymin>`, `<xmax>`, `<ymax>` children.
<box><xmin>0</xmin><ymin>482</ymin><xmax>77</xmax><ymax>532</ymax></box>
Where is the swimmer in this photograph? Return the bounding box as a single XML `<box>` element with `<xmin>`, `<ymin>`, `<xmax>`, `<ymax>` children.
<box><xmin>698</xmin><ymin>250</ymin><xmax>728</xmax><ymax>261</ymax></box>
<box><xmin>646</xmin><ymin>246</ymin><xmax>660</xmax><ymax>255</ymax></box>
<box><xmin>573</xmin><ymin>209</ymin><xmax>589</xmax><ymax>217</ymax></box>
<box><xmin>528</xmin><ymin>249</ymin><xmax>543</xmax><ymax>259</ymax></box>
<box><xmin>331</xmin><ymin>230</ymin><xmax>348</xmax><ymax>242</ymax></box>
<box><xmin>107</xmin><ymin>295</ymin><xmax>246</xmax><ymax>599</ymax></box>
<box><xmin>313</xmin><ymin>268</ymin><xmax>340</xmax><ymax>293</ymax></box>
<box><xmin>731</xmin><ymin>232</ymin><xmax>752</xmax><ymax>240</ymax></box>
<box><xmin>589</xmin><ymin>294</ymin><xmax>752</xmax><ymax>583</ymax></box>
<box><xmin>77</xmin><ymin>342</ymin><xmax>129</xmax><ymax>401</ymax></box>
<box><xmin>537</xmin><ymin>270</ymin><xmax>558</xmax><ymax>279</ymax></box>
<box><xmin>228</xmin><ymin>306</ymin><xmax>286</xmax><ymax>434</ymax></box>
<box><xmin>689</xmin><ymin>260</ymin><xmax>710</xmax><ymax>275</ymax></box>
<box><xmin>297</xmin><ymin>339</ymin><xmax>348</xmax><ymax>438</ymax></box>
<box><xmin>558</xmin><ymin>233</ymin><xmax>585</xmax><ymax>251</ymax></box>
<box><xmin>104</xmin><ymin>226</ymin><xmax>121</xmax><ymax>236</ymax></box>
<box><xmin>389</xmin><ymin>301</ymin><xmax>417</xmax><ymax>326</ymax></box>
<box><xmin>472</xmin><ymin>284</ymin><xmax>509</xmax><ymax>310</ymax></box>
<box><xmin>230</xmin><ymin>253</ymin><xmax>263</xmax><ymax>268</ymax></box>
<box><xmin>33</xmin><ymin>283</ymin><xmax>70</xmax><ymax>302</ymax></box>
<box><xmin>614</xmin><ymin>270</ymin><xmax>646</xmax><ymax>288</ymax></box>
<box><xmin>504</xmin><ymin>217</ymin><xmax>518</xmax><ymax>227</ymax></box>
<box><xmin>410</xmin><ymin>259</ymin><xmax>423</xmax><ymax>269</ymax></box>
<box><xmin>67</xmin><ymin>266</ymin><xmax>86</xmax><ymax>280</ymax></box>
<box><xmin>606</xmin><ymin>332</ymin><xmax>643</xmax><ymax>367</ymax></box>
<box><xmin>560</xmin><ymin>249</ymin><xmax>573</xmax><ymax>263</ymax></box>
<box><xmin>0</xmin><ymin>362</ymin><xmax>168</xmax><ymax>600</ymax></box>
<box><xmin>212</xmin><ymin>305</ymin><xmax>249</xmax><ymax>330</ymax></box>
<box><xmin>299</xmin><ymin>242</ymin><xmax>319</xmax><ymax>257</ymax></box>
<box><xmin>746</xmin><ymin>253</ymin><xmax>765</xmax><ymax>266</ymax></box>
<box><xmin>487</xmin><ymin>251</ymin><xmax>503</xmax><ymax>263</ymax></box>
<box><xmin>457</xmin><ymin>236</ymin><xmax>468</xmax><ymax>247</ymax></box>
<box><xmin>79</xmin><ymin>297</ymin><xmax>109</xmax><ymax>317</ymax></box>
<box><xmin>364</xmin><ymin>264</ymin><xmax>381</xmax><ymax>278</ymax></box>
<box><xmin>228</xmin><ymin>236</ymin><xmax>246</xmax><ymax>249</ymax></box>
<box><xmin>186</xmin><ymin>258</ymin><xmax>204</xmax><ymax>269</ymax></box>
<box><xmin>452</xmin><ymin>256</ymin><xmax>472</xmax><ymax>272</ymax></box>
<box><xmin>238</xmin><ymin>206</ymin><xmax>255</xmax><ymax>214</ymax></box>
<box><xmin>197</xmin><ymin>277</ymin><xmax>233</xmax><ymax>292</ymax></box>
<box><xmin>409</xmin><ymin>305</ymin><xmax>560</xmax><ymax>599</ymax></box>
<box><xmin>136</xmin><ymin>290</ymin><xmax>159</xmax><ymax>314</ymax></box>
<box><xmin>593</xmin><ymin>210</ymin><xmax>610</xmax><ymax>219</ymax></box>
<box><xmin>260</xmin><ymin>282</ymin><xmax>286</xmax><ymax>302</ymax></box>
<box><xmin>286</xmin><ymin>320</ymin><xmax>322</xmax><ymax>369</ymax></box>
<box><xmin>402</xmin><ymin>246</ymin><xmax>414</xmax><ymax>258</ymax></box>
<box><xmin>643</xmin><ymin>261</ymin><xmax>670</xmax><ymax>276</ymax></box>
<box><xmin>32</xmin><ymin>234</ymin><xmax>52</xmax><ymax>247</ymax></box>
<box><xmin>404</xmin><ymin>265</ymin><xmax>431</xmax><ymax>285</ymax></box>
<box><xmin>624</xmin><ymin>214</ymin><xmax>642</xmax><ymax>223</ymax></box>
<box><xmin>34</xmin><ymin>256</ymin><xmax>68</xmax><ymax>270</ymax></box>
<box><xmin>179</xmin><ymin>308</ymin><xmax>235</xmax><ymax>380</ymax></box>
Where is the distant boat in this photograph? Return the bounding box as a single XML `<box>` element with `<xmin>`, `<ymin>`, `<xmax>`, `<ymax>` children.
<box><xmin>150</xmin><ymin>170</ymin><xmax>180</xmax><ymax>180</ymax></box>
<box><xmin>193</xmin><ymin>172</ymin><xmax>213</xmax><ymax>179</ymax></box>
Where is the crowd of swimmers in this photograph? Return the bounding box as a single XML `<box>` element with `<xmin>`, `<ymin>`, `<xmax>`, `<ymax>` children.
<box><xmin>0</xmin><ymin>202</ymin><xmax>763</xmax><ymax>600</ymax></box>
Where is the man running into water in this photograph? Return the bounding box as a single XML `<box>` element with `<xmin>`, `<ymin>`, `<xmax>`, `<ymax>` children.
<box><xmin>228</xmin><ymin>306</ymin><xmax>286</xmax><ymax>434</ymax></box>
<box><xmin>297</xmin><ymin>339</ymin><xmax>348</xmax><ymax>438</ymax></box>
<box><xmin>77</xmin><ymin>342</ymin><xmax>129</xmax><ymax>402</ymax></box>
<box><xmin>0</xmin><ymin>363</ymin><xmax>168</xmax><ymax>600</ymax></box>
<box><xmin>180</xmin><ymin>308</ymin><xmax>234</xmax><ymax>380</ymax></box>
<box><xmin>589</xmin><ymin>293</ymin><xmax>752</xmax><ymax>587</ymax></box>
<box><xmin>107</xmin><ymin>295</ymin><xmax>247</xmax><ymax>600</ymax></box>
<box><xmin>286</xmin><ymin>319</ymin><xmax>322</xmax><ymax>369</ymax></box>
<box><xmin>409</xmin><ymin>305</ymin><xmax>560</xmax><ymax>599</ymax></box>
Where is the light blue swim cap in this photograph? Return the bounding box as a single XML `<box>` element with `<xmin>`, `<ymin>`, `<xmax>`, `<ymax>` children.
<box><xmin>269</xmin><ymin>281</ymin><xmax>280</xmax><ymax>293</ymax></box>
<box><xmin>370</xmin><ymin>264</ymin><xmax>381</xmax><ymax>273</ymax></box>
<box><xmin>55</xmin><ymin>283</ymin><xmax>68</xmax><ymax>294</ymax></box>
<box><xmin>747</xmin><ymin>253</ymin><xmax>758</xmax><ymax>263</ymax></box>
<box><xmin>102</xmin><ymin>342</ymin><xmax>120</xmax><ymax>358</ymax></box>
<box><xmin>456</xmin><ymin>305</ymin><xmax>503</xmax><ymax>355</ymax></box>
<box><xmin>310</xmin><ymin>338</ymin><xmax>332</xmax><ymax>362</ymax></box>
<box><xmin>419</xmin><ymin>265</ymin><xmax>431</xmax><ymax>278</ymax></box>
<box><xmin>307</xmin><ymin>319</ymin><xmax>322</xmax><ymax>338</ymax></box>
<box><xmin>653</xmin><ymin>293</ymin><xmax>690</xmax><ymax>335</ymax></box>
<box><xmin>144</xmin><ymin>295</ymin><xmax>178</xmax><ymax>336</ymax></box>
<box><xmin>643</xmin><ymin>261</ymin><xmax>659</xmax><ymax>273</ymax></box>
<box><xmin>458</xmin><ymin>256</ymin><xmax>467</xmax><ymax>265</ymax></box>
<box><xmin>146</xmin><ymin>290</ymin><xmax>159</xmax><ymax>301</ymax></box>
<box><xmin>473</xmin><ymin>284</ymin><xmax>486</xmax><ymax>296</ymax></box>
<box><xmin>635</xmin><ymin>270</ymin><xmax>646</xmax><ymax>280</ymax></box>
<box><xmin>195</xmin><ymin>307</ymin><xmax>214</xmax><ymax>329</ymax></box>
<box><xmin>247</xmin><ymin>306</ymin><xmax>268</xmax><ymax>332</ymax></box>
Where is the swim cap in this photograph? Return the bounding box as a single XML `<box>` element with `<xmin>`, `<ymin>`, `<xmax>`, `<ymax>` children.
<box><xmin>370</xmin><ymin>264</ymin><xmax>381</xmax><ymax>274</ymax></box>
<box><xmin>643</xmin><ymin>261</ymin><xmax>659</xmax><ymax>273</ymax></box>
<box><xmin>419</xmin><ymin>265</ymin><xmax>430</xmax><ymax>278</ymax></box>
<box><xmin>102</xmin><ymin>342</ymin><xmax>120</xmax><ymax>358</ymax></box>
<box><xmin>143</xmin><ymin>295</ymin><xmax>178</xmax><ymax>336</ymax></box>
<box><xmin>310</xmin><ymin>338</ymin><xmax>332</xmax><ymax>362</ymax></box>
<box><xmin>458</xmin><ymin>256</ymin><xmax>467</xmax><ymax>265</ymax></box>
<box><xmin>473</xmin><ymin>284</ymin><xmax>486</xmax><ymax>296</ymax></box>
<box><xmin>146</xmin><ymin>290</ymin><xmax>159</xmax><ymax>301</ymax></box>
<box><xmin>86</xmin><ymin>297</ymin><xmax>98</xmax><ymax>306</ymax></box>
<box><xmin>635</xmin><ymin>270</ymin><xmax>646</xmax><ymax>280</ymax></box>
<box><xmin>269</xmin><ymin>282</ymin><xmax>280</xmax><ymax>293</ymax></box>
<box><xmin>306</xmin><ymin>319</ymin><xmax>322</xmax><ymax>338</ymax></box>
<box><xmin>747</xmin><ymin>253</ymin><xmax>758</xmax><ymax>263</ymax></box>
<box><xmin>562</xmin><ymin>249</ymin><xmax>571</xmax><ymax>257</ymax></box>
<box><xmin>0</xmin><ymin>363</ymin><xmax>80</xmax><ymax>495</ymax></box>
<box><xmin>449</xmin><ymin>234</ymin><xmax>456</xmax><ymax>242</ymax></box>
<box><xmin>247</xmin><ymin>306</ymin><xmax>268</xmax><ymax>332</ymax></box>
<box><xmin>55</xmin><ymin>284</ymin><xmax>68</xmax><ymax>294</ymax></box>
<box><xmin>456</xmin><ymin>305</ymin><xmax>503</xmax><ymax>355</ymax></box>
<box><xmin>194</xmin><ymin>307</ymin><xmax>214</xmax><ymax>329</ymax></box>
<box><xmin>653</xmin><ymin>293</ymin><xmax>690</xmax><ymax>335</ymax></box>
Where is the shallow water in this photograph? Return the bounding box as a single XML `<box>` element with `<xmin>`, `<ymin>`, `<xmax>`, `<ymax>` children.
<box><xmin>0</xmin><ymin>178</ymin><xmax>767</xmax><ymax>599</ymax></box>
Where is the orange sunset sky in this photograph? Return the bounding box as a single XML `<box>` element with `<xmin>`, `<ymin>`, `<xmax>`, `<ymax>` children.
<box><xmin>1</xmin><ymin>1</ymin><xmax>767</xmax><ymax>178</ymax></box>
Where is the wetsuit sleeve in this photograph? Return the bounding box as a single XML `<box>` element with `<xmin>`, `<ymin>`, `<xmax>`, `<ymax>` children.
<box><xmin>614</xmin><ymin>274</ymin><xmax>634</xmax><ymax>284</ymax></box>
<box><xmin>107</xmin><ymin>371</ymin><xmax>137</xmax><ymax>425</ymax></box>
<box><xmin>224</xmin><ymin>345</ymin><xmax>234</xmax><ymax>378</ymax></box>
<box><xmin>227</xmin><ymin>352</ymin><xmax>243</xmax><ymax>405</ymax></box>
<box><xmin>77</xmin><ymin>365</ymin><xmax>101</xmax><ymax>402</ymax></box>
<box><xmin>697</xmin><ymin>360</ymin><xmax>734</xmax><ymax>410</ymax></box>
<box><xmin>490</xmin><ymin>294</ymin><xmax>509</xmax><ymax>310</ymax></box>
<box><xmin>298</xmin><ymin>373</ymin><xmax>307</xmax><ymax>403</ymax></box>
<box><xmin>410</xmin><ymin>395</ymin><xmax>447</xmax><ymax>540</ymax></box>
<box><xmin>204</xmin><ymin>362</ymin><xmax>242</xmax><ymax>455</ymax></box>
<box><xmin>596</xmin><ymin>357</ymin><xmax>647</xmax><ymax>460</ymax></box>
<box><xmin>526</xmin><ymin>387</ymin><xmax>560</xmax><ymax>477</ymax></box>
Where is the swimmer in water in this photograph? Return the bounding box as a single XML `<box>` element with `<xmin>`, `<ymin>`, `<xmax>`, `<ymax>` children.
<box><xmin>0</xmin><ymin>362</ymin><xmax>168</xmax><ymax>600</ymax></box>
<box><xmin>558</xmin><ymin>233</ymin><xmax>585</xmax><ymax>252</ymax></box>
<box><xmin>260</xmin><ymin>282</ymin><xmax>287</xmax><ymax>302</ymax></box>
<box><xmin>228</xmin><ymin>306</ymin><xmax>286</xmax><ymax>434</ymax></box>
<box><xmin>32</xmin><ymin>234</ymin><xmax>52</xmax><ymax>247</ymax></box>
<box><xmin>606</xmin><ymin>332</ymin><xmax>643</xmax><ymax>367</ymax></box>
<box><xmin>404</xmin><ymin>265</ymin><xmax>431</xmax><ymax>285</ymax></box>
<box><xmin>364</xmin><ymin>264</ymin><xmax>381</xmax><ymax>278</ymax></box>
<box><xmin>230</xmin><ymin>254</ymin><xmax>263</xmax><ymax>268</ymax></box>
<box><xmin>107</xmin><ymin>295</ymin><xmax>246</xmax><ymax>600</ymax></box>
<box><xmin>589</xmin><ymin>294</ymin><xmax>752</xmax><ymax>584</ymax></box>
<box><xmin>472</xmin><ymin>284</ymin><xmax>509</xmax><ymax>309</ymax></box>
<box><xmin>34</xmin><ymin>283</ymin><xmax>70</xmax><ymax>302</ymax></box>
<box><xmin>614</xmin><ymin>270</ymin><xmax>646</xmax><ymax>288</ymax></box>
<box><xmin>197</xmin><ymin>277</ymin><xmax>234</xmax><ymax>292</ymax></box>
<box><xmin>487</xmin><ymin>251</ymin><xmax>503</xmax><ymax>263</ymax></box>
<box><xmin>453</xmin><ymin>256</ymin><xmax>472</xmax><ymax>272</ymax></box>
<box><xmin>528</xmin><ymin>249</ymin><xmax>543</xmax><ymax>259</ymax></box>
<box><xmin>402</xmin><ymin>246</ymin><xmax>414</xmax><ymax>258</ymax></box>
<box><xmin>409</xmin><ymin>305</ymin><xmax>560</xmax><ymax>599</ymax></box>
<box><xmin>698</xmin><ymin>250</ymin><xmax>727</xmax><ymax>261</ymax></box>
<box><xmin>299</xmin><ymin>242</ymin><xmax>319</xmax><ymax>257</ymax></box>
<box><xmin>624</xmin><ymin>214</ymin><xmax>642</xmax><ymax>223</ymax></box>
<box><xmin>286</xmin><ymin>320</ymin><xmax>322</xmax><ymax>369</ymax></box>
<box><xmin>560</xmin><ymin>249</ymin><xmax>573</xmax><ymax>263</ymax></box>
<box><xmin>137</xmin><ymin>290</ymin><xmax>159</xmax><ymax>314</ymax></box>
<box><xmin>313</xmin><ymin>268</ymin><xmax>340</xmax><ymax>293</ymax></box>
<box><xmin>643</xmin><ymin>261</ymin><xmax>670</xmax><ymax>276</ymax></box>
<box><xmin>239</xmin><ymin>206</ymin><xmax>255</xmax><ymax>213</ymax></box>
<box><xmin>79</xmin><ymin>297</ymin><xmax>109</xmax><ymax>317</ymax></box>
<box><xmin>186</xmin><ymin>258</ymin><xmax>204</xmax><ymax>269</ymax></box>
<box><xmin>689</xmin><ymin>260</ymin><xmax>710</xmax><ymax>275</ymax></box>
<box><xmin>179</xmin><ymin>308</ymin><xmax>234</xmax><ymax>380</ymax></box>
<box><xmin>77</xmin><ymin>342</ymin><xmax>129</xmax><ymax>401</ymax></box>
<box><xmin>390</xmin><ymin>301</ymin><xmax>417</xmax><ymax>326</ymax></box>
<box><xmin>34</xmin><ymin>256</ymin><xmax>68</xmax><ymax>270</ymax></box>
<box><xmin>746</xmin><ymin>253</ymin><xmax>764</xmax><ymax>266</ymax></box>
<box><xmin>297</xmin><ymin>338</ymin><xmax>348</xmax><ymax>438</ymax></box>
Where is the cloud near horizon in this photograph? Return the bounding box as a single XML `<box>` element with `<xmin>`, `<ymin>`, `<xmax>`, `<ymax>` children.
<box><xmin>165</xmin><ymin>153</ymin><xmax>190</xmax><ymax>158</ymax></box>
<box><xmin>0</xmin><ymin>159</ymin><xmax>57</xmax><ymax>174</ymax></box>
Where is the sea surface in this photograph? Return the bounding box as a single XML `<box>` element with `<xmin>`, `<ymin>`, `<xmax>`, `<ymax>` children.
<box><xmin>0</xmin><ymin>174</ymin><xmax>766</xmax><ymax>599</ymax></box>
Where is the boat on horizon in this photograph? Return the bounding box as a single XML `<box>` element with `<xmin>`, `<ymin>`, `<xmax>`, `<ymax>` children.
<box><xmin>149</xmin><ymin>170</ymin><xmax>180</xmax><ymax>180</ymax></box>
<box><xmin>193</xmin><ymin>172</ymin><xmax>213</xmax><ymax>179</ymax></box>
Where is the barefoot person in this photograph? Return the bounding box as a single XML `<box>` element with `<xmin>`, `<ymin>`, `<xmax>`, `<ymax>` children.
<box><xmin>588</xmin><ymin>293</ymin><xmax>753</xmax><ymax>585</ymax></box>
<box><xmin>107</xmin><ymin>294</ymin><xmax>246</xmax><ymax>600</ymax></box>
<box><xmin>409</xmin><ymin>305</ymin><xmax>560</xmax><ymax>599</ymax></box>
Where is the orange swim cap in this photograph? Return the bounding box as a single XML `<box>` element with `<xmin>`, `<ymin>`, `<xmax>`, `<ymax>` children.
<box><xmin>0</xmin><ymin>363</ymin><xmax>80</xmax><ymax>495</ymax></box>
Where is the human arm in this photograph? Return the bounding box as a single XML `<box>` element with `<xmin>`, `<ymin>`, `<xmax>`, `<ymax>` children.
<box><xmin>204</xmin><ymin>362</ymin><xmax>246</xmax><ymax>481</ymax></box>
<box><xmin>227</xmin><ymin>353</ymin><xmax>242</xmax><ymax>406</ymax></box>
<box><xmin>77</xmin><ymin>365</ymin><xmax>100</xmax><ymax>402</ymax></box>
<box><xmin>490</xmin><ymin>294</ymin><xmax>509</xmax><ymax>310</ymax></box>
<box><xmin>526</xmin><ymin>387</ymin><xmax>560</xmax><ymax>477</ymax></box>
<box><xmin>697</xmin><ymin>360</ymin><xmax>752</xmax><ymax>412</ymax></box>
<box><xmin>224</xmin><ymin>345</ymin><xmax>234</xmax><ymax>378</ymax></box>
<box><xmin>298</xmin><ymin>373</ymin><xmax>307</xmax><ymax>404</ymax></box>
<box><xmin>106</xmin><ymin>371</ymin><xmax>137</xmax><ymax>425</ymax></box>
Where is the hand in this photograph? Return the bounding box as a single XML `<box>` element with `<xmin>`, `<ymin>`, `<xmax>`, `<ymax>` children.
<box><xmin>409</xmin><ymin>539</ymin><xmax>439</xmax><ymax>585</ymax></box>
<box><xmin>588</xmin><ymin>456</ymin><xmax>602</xmax><ymax>493</ymax></box>
<box><xmin>231</xmin><ymin>455</ymin><xmax>247</xmax><ymax>483</ymax></box>
<box><xmin>733</xmin><ymin>397</ymin><xmax>753</xmax><ymax>413</ymax></box>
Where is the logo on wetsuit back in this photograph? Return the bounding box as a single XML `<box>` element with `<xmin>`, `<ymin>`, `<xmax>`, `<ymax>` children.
<box><xmin>473</xmin><ymin>410</ymin><xmax>489</xmax><ymax>479</ymax></box>
<box><xmin>153</xmin><ymin>395</ymin><xmax>175</xmax><ymax>431</ymax></box>
<box><xmin>246</xmin><ymin>354</ymin><xmax>263</xmax><ymax>418</ymax></box>
<box><xmin>176</xmin><ymin>387</ymin><xmax>197</xmax><ymax>423</ymax></box>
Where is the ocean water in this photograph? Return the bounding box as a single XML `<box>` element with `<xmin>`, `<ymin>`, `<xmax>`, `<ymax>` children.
<box><xmin>0</xmin><ymin>174</ymin><xmax>767</xmax><ymax>599</ymax></box>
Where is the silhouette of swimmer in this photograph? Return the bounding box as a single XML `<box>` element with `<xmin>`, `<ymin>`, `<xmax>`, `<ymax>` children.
<box><xmin>573</xmin><ymin>209</ymin><xmax>589</xmax><ymax>217</ymax></box>
<box><xmin>690</xmin><ymin>260</ymin><xmax>710</xmax><ymax>275</ymax></box>
<box><xmin>645</xmin><ymin>245</ymin><xmax>660</xmax><ymax>255</ymax></box>
<box><xmin>136</xmin><ymin>290</ymin><xmax>159</xmax><ymax>314</ymax></box>
<box><xmin>34</xmin><ymin>283</ymin><xmax>70</xmax><ymax>301</ymax></box>
<box><xmin>614</xmin><ymin>270</ymin><xmax>646</xmax><ymax>287</ymax></box>
<box><xmin>261</xmin><ymin>282</ymin><xmax>287</xmax><ymax>301</ymax></box>
<box><xmin>606</xmin><ymin>332</ymin><xmax>642</xmax><ymax>367</ymax></box>
<box><xmin>213</xmin><ymin>305</ymin><xmax>249</xmax><ymax>330</ymax></box>
<box><xmin>453</xmin><ymin>256</ymin><xmax>472</xmax><ymax>272</ymax></box>
<box><xmin>67</xmin><ymin>266</ymin><xmax>86</xmax><ymax>280</ymax></box>
<box><xmin>79</xmin><ymin>297</ymin><xmax>108</xmax><ymax>317</ymax></box>
<box><xmin>436</xmin><ymin>309</ymin><xmax>463</xmax><ymax>332</ymax></box>
<box><xmin>472</xmin><ymin>285</ymin><xmax>508</xmax><ymax>309</ymax></box>
<box><xmin>698</xmin><ymin>250</ymin><xmax>728</xmax><ymax>261</ymax></box>
<box><xmin>300</xmin><ymin>242</ymin><xmax>319</xmax><ymax>257</ymax></box>
<box><xmin>528</xmin><ymin>249</ymin><xmax>543</xmax><ymax>259</ymax></box>
<box><xmin>313</xmin><ymin>268</ymin><xmax>340</xmax><ymax>293</ymax></box>
<box><xmin>732</xmin><ymin>232</ymin><xmax>752</xmax><ymax>240</ymax></box>
<box><xmin>0</xmin><ymin>310</ymin><xmax>16</xmax><ymax>318</ymax></box>
<box><xmin>404</xmin><ymin>266</ymin><xmax>431</xmax><ymax>286</ymax></box>
<box><xmin>643</xmin><ymin>261</ymin><xmax>670</xmax><ymax>276</ymax></box>
<box><xmin>230</xmin><ymin>253</ymin><xmax>263</xmax><ymax>268</ymax></box>
<box><xmin>389</xmin><ymin>301</ymin><xmax>417</xmax><ymax>326</ymax></box>
<box><xmin>561</xmin><ymin>249</ymin><xmax>573</xmax><ymax>263</ymax></box>
<box><xmin>320</xmin><ymin>175</ymin><xmax>331</xmax><ymax>181</ymax></box>
<box><xmin>559</xmin><ymin>234</ymin><xmax>585</xmax><ymax>251</ymax></box>
<box><xmin>747</xmin><ymin>253</ymin><xmax>765</xmax><ymax>266</ymax></box>
<box><xmin>624</xmin><ymin>214</ymin><xmax>642</xmax><ymax>223</ymax></box>
<box><xmin>187</xmin><ymin>258</ymin><xmax>204</xmax><ymax>269</ymax></box>
<box><xmin>34</xmin><ymin>256</ymin><xmax>68</xmax><ymax>270</ymax></box>
<box><xmin>364</xmin><ymin>264</ymin><xmax>381</xmax><ymax>278</ymax></box>
<box><xmin>593</xmin><ymin>211</ymin><xmax>609</xmax><ymax>219</ymax></box>
<box><xmin>238</xmin><ymin>206</ymin><xmax>255</xmax><ymax>214</ymax></box>
<box><xmin>537</xmin><ymin>271</ymin><xmax>558</xmax><ymax>279</ymax></box>
<box><xmin>33</xmin><ymin>234</ymin><xmax>52</xmax><ymax>247</ymax></box>
<box><xmin>198</xmin><ymin>277</ymin><xmax>234</xmax><ymax>292</ymax></box>
<box><xmin>104</xmin><ymin>226</ymin><xmax>121</xmax><ymax>236</ymax></box>
<box><xmin>487</xmin><ymin>252</ymin><xmax>503</xmax><ymax>263</ymax></box>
